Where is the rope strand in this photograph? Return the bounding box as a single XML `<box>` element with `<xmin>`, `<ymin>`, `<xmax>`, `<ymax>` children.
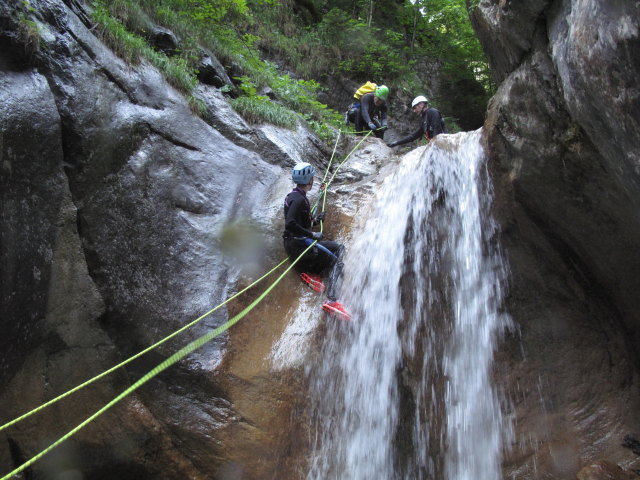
<box><xmin>1</xmin><ymin>128</ymin><xmax>370</xmax><ymax>478</ymax></box>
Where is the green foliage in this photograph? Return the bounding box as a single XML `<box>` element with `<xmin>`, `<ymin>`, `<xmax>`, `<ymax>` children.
<box><xmin>384</xmin><ymin>0</ymin><xmax>494</xmax><ymax>128</ymax></box>
<box><xmin>92</xmin><ymin>2</ymin><xmax>197</xmax><ymax>92</ymax></box>
<box><xmin>22</xmin><ymin>0</ymin><xmax>36</xmax><ymax>12</ymax></box>
<box><xmin>241</xmin><ymin>0</ymin><xmax>492</xmax><ymax>124</ymax></box>
<box><xmin>17</xmin><ymin>14</ymin><xmax>41</xmax><ymax>53</ymax></box>
<box><xmin>188</xmin><ymin>95</ymin><xmax>210</xmax><ymax>117</ymax></box>
<box><xmin>88</xmin><ymin>0</ymin><xmax>493</xmax><ymax>139</ymax></box>
<box><xmin>315</xmin><ymin>11</ymin><xmax>407</xmax><ymax>80</ymax></box>
<box><xmin>317</xmin><ymin>9</ymin><xmax>364</xmax><ymax>49</ymax></box>
<box><xmin>467</xmin><ymin>0</ymin><xmax>481</xmax><ymax>10</ymax></box>
<box><xmin>232</xmin><ymin>71</ymin><xmax>343</xmax><ymax>137</ymax></box>
<box><xmin>303</xmin><ymin>114</ymin><xmax>341</xmax><ymax>143</ymax></box>
<box><xmin>185</xmin><ymin>0</ymin><xmax>249</xmax><ymax>22</ymax></box>
<box><xmin>230</xmin><ymin>96</ymin><xmax>298</xmax><ymax>128</ymax></box>
<box><xmin>339</xmin><ymin>41</ymin><xmax>407</xmax><ymax>81</ymax></box>
<box><xmin>235</xmin><ymin>76</ymin><xmax>259</xmax><ymax>96</ymax></box>
<box><xmin>273</xmin><ymin>76</ymin><xmax>344</xmax><ymax>130</ymax></box>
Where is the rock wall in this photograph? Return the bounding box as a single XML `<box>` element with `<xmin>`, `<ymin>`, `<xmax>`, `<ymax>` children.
<box><xmin>0</xmin><ymin>0</ymin><xmax>342</xmax><ymax>477</ymax></box>
<box><xmin>3</xmin><ymin>0</ymin><xmax>640</xmax><ymax>478</ymax></box>
<box><xmin>472</xmin><ymin>0</ymin><xmax>640</xmax><ymax>477</ymax></box>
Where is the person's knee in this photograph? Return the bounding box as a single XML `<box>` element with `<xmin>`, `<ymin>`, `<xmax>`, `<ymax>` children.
<box><xmin>321</xmin><ymin>241</ymin><xmax>344</xmax><ymax>256</ymax></box>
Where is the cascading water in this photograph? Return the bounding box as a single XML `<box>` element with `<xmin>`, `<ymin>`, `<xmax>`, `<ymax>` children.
<box><xmin>307</xmin><ymin>130</ymin><xmax>512</xmax><ymax>480</ymax></box>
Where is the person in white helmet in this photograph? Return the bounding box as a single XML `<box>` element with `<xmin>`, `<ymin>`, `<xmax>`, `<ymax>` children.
<box><xmin>282</xmin><ymin>162</ymin><xmax>351</xmax><ymax>320</ymax></box>
<box><xmin>386</xmin><ymin>95</ymin><xmax>447</xmax><ymax>147</ymax></box>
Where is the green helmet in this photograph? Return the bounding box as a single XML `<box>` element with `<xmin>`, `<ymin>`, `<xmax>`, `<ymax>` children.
<box><xmin>375</xmin><ymin>85</ymin><xmax>389</xmax><ymax>101</ymax></box>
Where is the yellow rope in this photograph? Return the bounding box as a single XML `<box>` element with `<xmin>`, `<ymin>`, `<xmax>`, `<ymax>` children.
<box><xmin>0</xmin><ymin>243</ymin><xmax>316</xmax><ymax>480</ymax></box>
<box><xmin>313</xmin><ymin>129</ymin><xmax>372</xmax><ymax>216</ymax></box>
<box><xmin>0</xmin><ymin>129</ymin><xmax>370</xmax><ymax>434</ymax></box>
<box><xmin>0</xmin><ymin>258</ymin><xmax>289</xmax><ymax>433</ymax></box>
<box><xmin>1</xmin><ymin>130</ymin><xmax>371</xmax><ymax>478</ymax></box>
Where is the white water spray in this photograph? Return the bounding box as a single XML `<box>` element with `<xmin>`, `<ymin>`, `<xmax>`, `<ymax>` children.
<box><xmin>307</xmin><ymin>130</ymin><xmax>511</xmax><ymax>480</ymax></box>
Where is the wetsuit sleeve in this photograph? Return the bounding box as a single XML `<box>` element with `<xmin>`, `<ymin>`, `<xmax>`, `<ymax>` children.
<box><xmin>285</xmin><ymin>194</ymin><xmax>314</xmax><ymax>238</ymax></box>
<box><xmin>393</xmin><ymin>123</ymin><xmax>424</xmax><ymax>146</ymax></box>
<box><xmin>359</xmin><ymin>93</ymin><xmax>374</xmax><ymax>125</ymax></box>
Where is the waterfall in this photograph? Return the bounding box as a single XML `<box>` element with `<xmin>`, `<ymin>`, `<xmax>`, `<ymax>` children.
<box><xmin>307</xmin><ymin>130</ymin><xmax>512</xmax><ymax>480</ymax></box>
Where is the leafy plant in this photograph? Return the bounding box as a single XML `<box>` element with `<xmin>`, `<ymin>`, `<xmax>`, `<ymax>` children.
<box><xmin>234</xmin><ymin>76</ymin><xmax>259</xmax><ymax>96</ymax></box>
<box><xmin>230</xmin><ymin>96</ymin><xmax>298</xmax><ymax>128</ymax></box>
<box><xmin>88</xmin><ymin>0</ymin><xmax>493</xmax><ymax>140</ymax></box>
<box><xmin>92</xmin><ymin>1</ymin><xmax>197</xmax><ymax>92</ymax></box>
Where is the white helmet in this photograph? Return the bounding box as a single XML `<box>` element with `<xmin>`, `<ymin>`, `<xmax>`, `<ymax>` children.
<box><xmin>411</xmin><ymin>95</ymin><xmax>428</xmax><ymax>108</ymax></box>
<box><xmin>292</xmin><ymin>162</ymin><xmax>315</xmax><ymax>184</ymax></box>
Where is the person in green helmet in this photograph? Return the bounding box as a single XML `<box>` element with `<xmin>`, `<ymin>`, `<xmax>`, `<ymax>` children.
<box><xmin>354</xmin><ymin>85</ymin><xmax>389</xmax><ymax>139</ymax></box>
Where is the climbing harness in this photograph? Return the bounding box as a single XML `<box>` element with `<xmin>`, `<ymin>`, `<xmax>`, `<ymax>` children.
<box><xmin>301</xmin><ymin>237</ymin><xmax>338</xmax><ymax>259</ymax></box>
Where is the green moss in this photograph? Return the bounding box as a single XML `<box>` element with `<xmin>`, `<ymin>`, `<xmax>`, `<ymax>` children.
<box><xmin>17</xmin><ymin>4</ymin><xmax>41</xmax><ymax>55</ymax></box>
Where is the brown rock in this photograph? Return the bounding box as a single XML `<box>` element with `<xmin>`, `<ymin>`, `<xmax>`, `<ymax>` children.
<box><xmin>577</xmin><ymin>460</ymin><xmax>639</xmax><ymax>480</ymax></box>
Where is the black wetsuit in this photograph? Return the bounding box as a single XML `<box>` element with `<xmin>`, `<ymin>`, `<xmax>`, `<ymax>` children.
<box><xmin>355</xmin><ymin>92</ymin><xmax>388</xmax><ymax>139</ymax></box>
<box><xmin>283</xmin><ymin>188</ymin><xmax>343</xmax><ymax>299</ymax></box>
<box><xmin>394</xmin><ymin>107</ymin><xmax>447</xmax><ymax>145</ymax></box>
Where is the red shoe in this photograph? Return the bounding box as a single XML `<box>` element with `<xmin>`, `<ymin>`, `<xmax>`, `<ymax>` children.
<box><xmin>322</xmin><ymin>301</ymin><xmax>352</xmax><ymax>321</ymax></box>
<box><xmin>300</xmin><ymin>273</ymin><xmax>326</xmax><ymax>293</ymax></box>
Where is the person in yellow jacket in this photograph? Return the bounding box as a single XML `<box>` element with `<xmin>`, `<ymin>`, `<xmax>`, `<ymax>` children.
<box><xmin>347</xmin><ymin>85</ymin><xmax>390</xmax><ymax>139</ymax></box>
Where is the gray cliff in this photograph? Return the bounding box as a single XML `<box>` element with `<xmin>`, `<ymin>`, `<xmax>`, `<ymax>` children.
<box><xmin>1</xmin><ymin>0</ymin><xmax>640</xmax><ymax>478</ymax></box>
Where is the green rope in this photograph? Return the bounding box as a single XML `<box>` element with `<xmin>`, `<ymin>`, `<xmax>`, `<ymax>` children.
<box><xmin>0</xmin><ymin>128</ymin><xmax>369</xmax><ymax>433</ymax></box>
<box><xmin>1</xmin><ymin>243</ymin><xmax>315</xmax><ymax>480</ymax></box>
<box><xmin>313</xmin><ymin>130</ymin><xmax>372</xmax><ymax>216</ymax></box>
<box><xmin>341</xmin><ymin>126</ymin><xmax>386</xmax><ymax>135</ymax></box>
<box><xmin>311</xmin><ymin>130</ymin><xmax>342</xmax><ymax>215</ymax></box>
<box><xmin>0</xmin><ymin>258</ymin><xmax>290</xmax><ymax>433</ymax></box>
<box><xmin>324</xmin><ymin>129</ymin><xmax>342</xmax><ymax>184</ymax></box>
<box><xmin>1</xmin><ymin>128</ymin><xmax>369</xmax><ymax>477</ymax></box>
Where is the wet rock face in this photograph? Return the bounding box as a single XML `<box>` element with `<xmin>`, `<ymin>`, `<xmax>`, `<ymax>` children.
<box><xmin>0</xmin><ymin>70</ymin><xmax>64</xmax><ymax>386</ymax></box>
<box><xmin>471</xmin><ymin>0</ymin><xmax>551</xmax><ymax>83</ymax></box>
<box><xmin>0</xmin><ymin>0</ymin><xmax>329</xmax><ymax>477</ymax></box>
<box><xmin>197</xmin><ymin>50</ymin><xmax>234</xmax><ymax>89</ymax></box>
<box><xmin>474</xmin><ymin>0</ymin><xmax>640</xmax><ymax>477</ymax></box>
<box><xmin>3</xmin><ymin>0</ymin><xmax>640</xmax><ymax>478</ymax></box>
<box><xmin>577</xmin><ymin>460</ymin><xmax>639</xmax><ymax>480</ymax></box>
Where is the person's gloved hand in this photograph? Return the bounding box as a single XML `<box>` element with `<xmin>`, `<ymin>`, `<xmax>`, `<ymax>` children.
<box><xmin>314</xmin><ymin>212</ymin><xmax>326</xmax><ymax>223</ymax></box>
<box><xmin>387</xmin><ymin>141</ymin><xmax>398</xmax><ymax>147</ymax></box>
<box><xmin>368</xmin><ymin>122</ymin><xmax>377</xmax><ymax>130</ymax></box>
<box><xmin>312</xmin><ymin>232</ymin><xmax>324</xmax><ymax>241</ymax></box>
